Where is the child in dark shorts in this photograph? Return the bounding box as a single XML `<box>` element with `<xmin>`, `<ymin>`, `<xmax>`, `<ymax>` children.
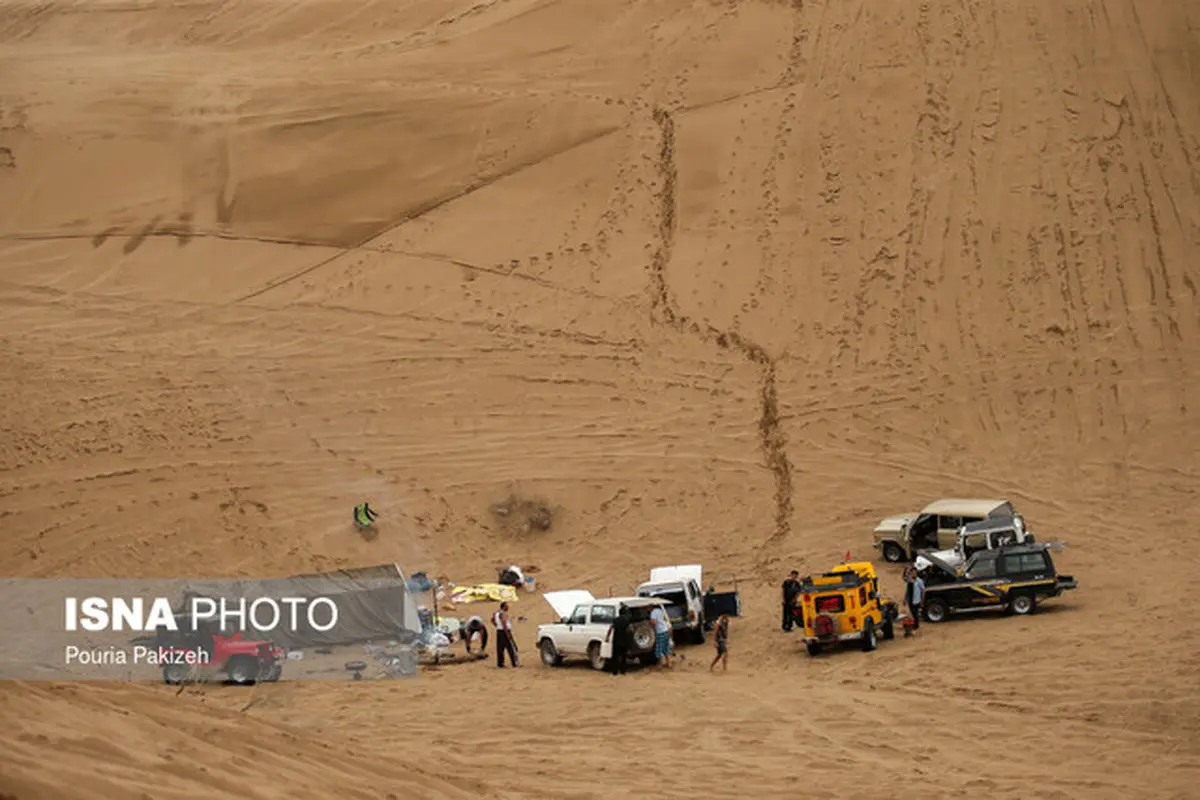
<box><xmin>710</xmin><ymin>614</ymin><xmax>730</xmax><ymax>673</ymax></box>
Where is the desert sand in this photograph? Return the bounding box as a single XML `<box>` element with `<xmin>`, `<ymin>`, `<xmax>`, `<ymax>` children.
<box><xmin>1</xmin><ymin>0</ymin><xmax>1198</xmax><ymax>797</ymax></box>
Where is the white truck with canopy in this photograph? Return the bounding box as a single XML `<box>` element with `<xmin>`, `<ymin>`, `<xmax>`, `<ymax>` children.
<box><xmin>630</xmin><ymin>564</ymin><xmax>741</xmax><ymax>645</ymax></box>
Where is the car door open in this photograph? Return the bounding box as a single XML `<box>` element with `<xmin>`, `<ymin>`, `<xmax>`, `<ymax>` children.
<box><xmin>703</xmin><ymin>573</ymin><xmax>742</xmax><ymax>619</ymax></box>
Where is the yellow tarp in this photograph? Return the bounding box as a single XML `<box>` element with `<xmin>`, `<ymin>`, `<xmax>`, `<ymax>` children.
<box><xmin>449</xmin><ymin>583</ymin><xmax>519</xmax><ymax>605</ymax></box>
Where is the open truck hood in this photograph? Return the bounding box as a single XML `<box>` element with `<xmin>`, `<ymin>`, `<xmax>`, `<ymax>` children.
<box><xmin>917</xmin><ymin>551</ymin><xmax>962</xmax><ymax>578</ymax></box>
<box><xmin>542</xmin><ymin>590</ymin><xmax>595</xmax><ymax>620</ymax></box>
<box><xmin>915</xmin><ymin>547</ymin><xmax>962</xmax><ymax>571</ymax></box>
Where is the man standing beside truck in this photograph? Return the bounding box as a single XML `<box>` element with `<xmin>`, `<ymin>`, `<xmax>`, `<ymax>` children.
<box><xmin>907</xmin><ymin>568</ymin><xmax>925</xmax><ymax>630</ymax></box>
<box><xmin>781</xmin><ymin>570</ymin><xmax>801</xmax><ymax>632</ymax></box>
<box><xmin>606</xmin><ymin>606</ymin><xmax>632</xmax><ymax>676</ymax></box>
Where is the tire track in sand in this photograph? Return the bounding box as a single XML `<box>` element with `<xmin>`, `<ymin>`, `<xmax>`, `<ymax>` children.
<box><xmin>647</xmin><ymin>107</ymin><xmax>794</xmax><ymax>549</ymax></box>
<box><xmin>740</xmin><ymin>0</ymin><xmax>808</xmax><ymax>333</ymax></box>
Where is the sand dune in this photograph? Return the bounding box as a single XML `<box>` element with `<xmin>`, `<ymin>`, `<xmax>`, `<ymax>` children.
<box><xmin>2</xmin><ymin>0</ymin><xmax>1199</xmax><ymax>797</ymax></box>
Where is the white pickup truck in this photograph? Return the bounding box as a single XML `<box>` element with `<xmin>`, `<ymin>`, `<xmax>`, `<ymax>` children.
<box><xmin>628</xmin><ymin>564</ymin><xmax>742</xmax><ymax>646</ymax></box>
<box><xmin>634</xmin><ymin>564</ymin><xmax>707</xmax><ymax>644</ymax></box>
<box><xmin>536</xmin><ymin>590</ymin><xmax>665</xmax><ymax>671</ymax></box>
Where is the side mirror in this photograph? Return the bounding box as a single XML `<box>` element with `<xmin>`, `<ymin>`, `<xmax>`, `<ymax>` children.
<box><xmin>869</xmin><ymin>591</ymin><xmax>879</xmax><ymax>600</ymax></box>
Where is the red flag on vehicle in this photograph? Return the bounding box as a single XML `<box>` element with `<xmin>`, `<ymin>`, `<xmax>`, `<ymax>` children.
<box><xmin>844</xmin><ymin>550</ymin><xmax>851</xmax><ymax>562</ymax></box>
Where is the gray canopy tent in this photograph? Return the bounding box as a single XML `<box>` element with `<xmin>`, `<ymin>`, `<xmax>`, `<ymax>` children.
<box><xmin>178</xmin><ymin>563</ymin><xmax>422</xmax><ymax>650</ymax></box>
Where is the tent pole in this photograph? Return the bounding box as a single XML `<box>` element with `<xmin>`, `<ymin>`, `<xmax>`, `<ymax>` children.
<box><xmin>431</xmin><ymin>580</ymin><xmax>440</xmax><ymax>666</ymax></box>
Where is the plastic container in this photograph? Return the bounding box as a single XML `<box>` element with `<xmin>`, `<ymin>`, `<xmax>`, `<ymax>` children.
<box><xmin>524</xmin><ymin>576</ymin><xmax>536</xmax><ymax>593</ymax></box>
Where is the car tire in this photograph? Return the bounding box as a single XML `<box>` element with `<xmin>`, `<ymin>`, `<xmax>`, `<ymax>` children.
<box><xmin>882</xmin><ymin>542</ymin><xmax>905</xmax><ymax>563</ymax></box>
<box><xmin>539</xmin><ymin>639</ymin><xmax>563</xmax><ymax>667</ymax></box>
<box><xmin>631</xmin><ymin>624</ymin><xmax>655</xmax><ymax>651</ymax></box>
<box><xmin>881</xmin><ymin>618</ymin><xmax>895</xmax><ymax>640</ymax></box>
<box><xmin>226</xmin><ymin>656</ymin><xmax>260</xmax><ymax>685</ymax></box>
<box><xmin>1009</xmin><ymin>593</ymin><xmax>1036</xmax><ymax>616</ymax></box>
<box><xmin>861</xmin><ymin>619</ymin><xmax>878</xmax><ymax>652</ymax></box>
<box><xmin>587</xmin><ymin>642</ymin><xmax>607</xmax><ymax>671</ymax></box>
<box><xmin>162</xmin><ymin>664</ymin><xmax>189</xmax><ymax>685</ymax></box>
<box><xmin>923</xmin><ymin>598</ymin><xmax>949</xmax><ymax>623</ymax></box>
<box><xmin>691</xmin><ymin>621</ymin><xmax>706</xmax><ymax>645</ymax></box>
<box><xmin>805</xmin><ymin>642</ymin><xmax>822</xmax><ymax>657</ymax></box>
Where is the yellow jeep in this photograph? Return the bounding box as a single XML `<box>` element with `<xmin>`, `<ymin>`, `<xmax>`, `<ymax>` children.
<box><xmin>793</xmin><ymin>561</ymin><xmax>899</xmax><ymax>657</ymax></box>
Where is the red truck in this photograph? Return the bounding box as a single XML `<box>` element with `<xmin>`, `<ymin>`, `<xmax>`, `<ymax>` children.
<box><xmin>149</xmin><ymin>614</ymin><xmax>284</xmax><ymax>685</ymax></box>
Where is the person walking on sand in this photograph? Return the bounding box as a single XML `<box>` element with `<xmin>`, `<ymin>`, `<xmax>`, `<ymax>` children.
<box><xmin>709</xmin><ymin>614</ymin><xmax>730</xmax><ymax>673</ymax></box>
<box><xmin>493</xmin><ymin>602</ymin><xmax>519</xmax><ymax>668</ymax></box>
<box><xmin>649</xmin><ymin>603</ymin><xmax>673</xmax><ymax>669</ymax></box>
<box><xmin>782</xmin><ymin>570</ymin><xmax>801</xmax><ymax>631</ymax></box>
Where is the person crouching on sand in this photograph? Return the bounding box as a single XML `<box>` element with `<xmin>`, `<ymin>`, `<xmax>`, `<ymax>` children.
<box><xmin>460</xmin><ymin>615</ymin><xmax>488</xmax><ymax>656</ymax></box>
<box><xmin>710</xmin><ymin>614</ymin><xmax>729</xmax><ymax>673</ymax></box>
<box><xmin>353</xmin><ymin>502</ymin><xmax>378</xmax><ymax>529</ymax></box>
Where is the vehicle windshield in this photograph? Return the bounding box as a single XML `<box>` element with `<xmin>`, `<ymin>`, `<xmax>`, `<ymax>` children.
<box><xmin>801</xmin><ymin>574</ymin><xmax>861</xmax><ymax>592</ymax></box>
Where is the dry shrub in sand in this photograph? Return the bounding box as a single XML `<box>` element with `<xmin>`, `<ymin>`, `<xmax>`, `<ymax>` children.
<box><xmin>489</xmin><ymin>493</ymin><xmax>554</xmax><ymax>534</ymax></box>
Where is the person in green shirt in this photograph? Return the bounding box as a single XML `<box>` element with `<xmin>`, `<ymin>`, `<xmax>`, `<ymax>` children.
<box><xmin>353</xmin><ymin>502</ymin><xmax>379</xmax><ymax>529</ymax></box>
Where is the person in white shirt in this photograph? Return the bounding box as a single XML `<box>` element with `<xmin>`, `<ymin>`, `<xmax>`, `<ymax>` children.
<box><xmin>492</xmin><ymin>602</ymin><xmax>519</xmax><ymax>668</ymax></box>
<box><xmin>648</xmin><ymin>604</ymin><xmax>672</xmax><ymax>668</ymax></box>
<box><xmin>460</xmin><ymin>615</ymin><xmax>487</xmax><ymax>655</ymax></box>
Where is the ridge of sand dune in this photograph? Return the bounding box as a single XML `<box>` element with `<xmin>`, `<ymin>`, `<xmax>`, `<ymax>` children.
<box><xmin>2</xmin><ymin>0</ymin><xmax>1199</xmax><ymax>797</ymax></box>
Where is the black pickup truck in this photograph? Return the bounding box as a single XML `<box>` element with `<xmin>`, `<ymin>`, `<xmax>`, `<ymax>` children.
<box><xmin>918</xmin><ymin>543</ymin><xmax>1077</xmax><ymax>622</ymax></box>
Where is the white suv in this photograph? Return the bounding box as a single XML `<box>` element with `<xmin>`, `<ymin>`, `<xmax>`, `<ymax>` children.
<box><xmin>536</xmin><ymin>591</ymin><xmax>664</xmax><ymax>671</ymax></box>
